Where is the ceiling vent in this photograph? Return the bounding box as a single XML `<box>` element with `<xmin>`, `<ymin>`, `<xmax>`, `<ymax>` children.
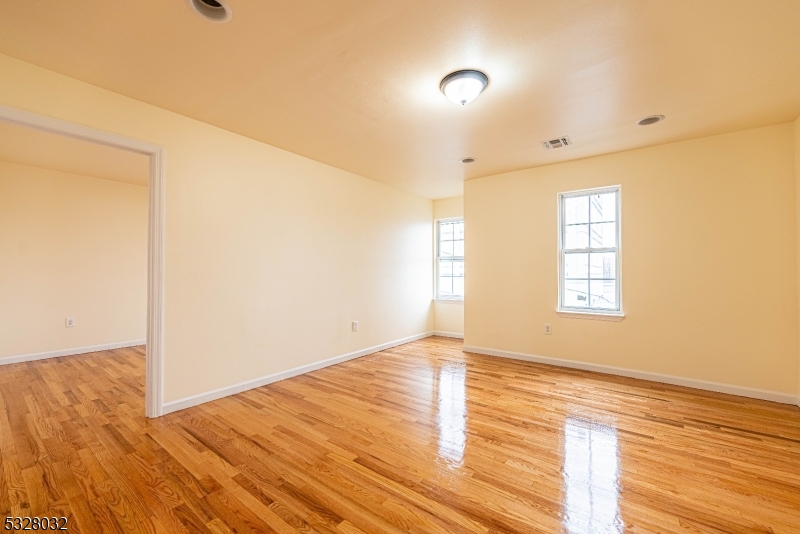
<box><xmin>542</xmin><ymin>136</ymin><xmax>571</xmax><ymax>150</ymax></box>
<box><xmin>187</xmin><ymin>0</ymin><xmax>232</xmax><ymax>22</ymax></box>
<box><xmin>637</xmin><ymin>115</ymin><xmax>665</xmax><ymax>126</ymax></box>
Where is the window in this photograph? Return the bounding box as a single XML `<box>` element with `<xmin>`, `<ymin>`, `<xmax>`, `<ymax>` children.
<box><xmin>558</xmin><ymin>187</ymin><xmax>621</xmax><ymax>315</ymax></box>
<box><xmin>437</xmin><ymin>218</ymin><xmax>464</xmax><ymax>299</ymax></box>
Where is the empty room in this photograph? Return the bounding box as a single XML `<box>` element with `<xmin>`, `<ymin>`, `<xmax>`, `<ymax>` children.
<box><xmin>0</xmin><ymin>1</ymin><xmax>798</xmax><ymax>532</ymax></box>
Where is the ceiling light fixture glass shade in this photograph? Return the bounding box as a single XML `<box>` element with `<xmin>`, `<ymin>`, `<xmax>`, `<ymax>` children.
<box><xmin>440</xmin><ymin>70</ymin><xmax>489</xmax><ymax>106</ymax></box>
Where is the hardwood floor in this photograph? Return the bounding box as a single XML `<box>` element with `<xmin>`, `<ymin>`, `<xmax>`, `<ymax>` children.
<box><xmin>1</xmin><ymin>337</ymin><xmax>799</xmax><ymax>533</ymax></box>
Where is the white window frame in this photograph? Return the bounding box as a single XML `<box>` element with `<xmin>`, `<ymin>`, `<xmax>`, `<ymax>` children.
<box><xmin>557</xmin><ymin>186</ymin><xmax>623</xmax><ymax>319</ymax></box>
<box><xmin>435</xmin><ymin>217</ymin><xmax>464</xmax><ymax>301</ymax></box>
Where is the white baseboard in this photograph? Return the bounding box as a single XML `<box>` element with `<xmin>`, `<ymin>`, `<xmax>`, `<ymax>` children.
<box><xmin>0</xmin><ymin>339</ymin><xmax>146</xmax><ymax>366</ymax></box>
<box><xmin>166</xmin><ymin>335</ymin><xmax>800</xmax><ymax>414</ymax></box>
<box><xmin>463</xmin><ymin>345</ymin><xmax>797</xmax><ymax>405</ymax></box>
<box><xmin>162</xmin><ymin>331</ymin><xmax>434</xmax><ymax>415</ymax></box>
<box><xmin>431</xmin><ymin>331</ymin><xmax>464</xmax><ymax>339</ymax></box>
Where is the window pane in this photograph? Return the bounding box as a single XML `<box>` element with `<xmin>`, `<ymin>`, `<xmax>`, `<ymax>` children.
<box><xmin>589</xmin><ymin>252</ymin><xmax>616</xmax><ymax>279</ymax></box>
<box><xmin>453</xmin><ymin>222</ymin><xmax>464</xmax><ymax>240</ymax></box>
<box><xmin>440</xmin><ymin>240</ymin><xmax>454</xmax><ymax>258</ymax></box>
<box><xmin>589</xmin><ymin>222</ymin><xmax>616</xmax><ymax>248</ymax></box>
<box><xmin>453</xmin><ymin>240</ymin><xmax>464</xmax><ymax>257</ymax></box>
<box><xmin>439</xmin><ymin>260</ymin><xmax>453</xmax><ymax>276</ymax></box>
<box><xmin>590</xmin><ymin>192</ymin><xmax>616</xmax><ymax>223</ymax></box>
<box><xmin>564</xmin><ymin>253</ymin><xmax>588</xmax><ymax>279</ymax></box>
<box><xmin>589</xmin><ymin>280</ymin><xmax>617</xmax><ymax>309</ymax></box>
<box><xmin>438</xmin><ymin>276</ymin><xmax>453</xmax><ymax>297</ymax></box>
<box><xmin>440</xmin><ymin>222</ymin><xmax>454</xmax><ymax>240</ymax></box>
<box><xmin>564</xmin><ymin>279</ymin><xmax>589</xmax><ymax>308</ymax></box>
<box><xmin>452</xmin><ymin>276</ymin><xmax>464</xmax><ymax>297</ymax></box>
<box><xmin>453</xmin><ymin>260</ymin><xmax>465</xmax><ymax>277</ymax></box>
<box><xmin>564</xmin><ymin>196</ymin><xmax>589</xmax><ymax>225</ymax></box>
<box><xmin>565</xmin><ymin>224</ymin><xmax>589</xmax><ymax>249</ymax></box>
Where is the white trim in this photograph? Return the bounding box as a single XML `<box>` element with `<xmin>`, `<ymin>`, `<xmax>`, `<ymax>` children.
<box><xmin>0</xmin><ymin>105</ymin><xmax>166</xmax><ymax>418</ymax></box>
<box><xmin>0</xmin><ymin>340</ymin><xmax>146</xmax><ymax>366</ymax></box>
<box><xmin>462</xmin><ymin>344</ymin><xmax>797</xmax><ymax>405</ymax></box>
<box><xmin>556</xmin><ymin>310</ymin><xmax>625</xmax><ymax>322</ymax></box>
<box><xmin>162</xmin><ymin>332</ymin><xmax>434</xmax><ymax>415</ymax></box>
<box><xmin>434</xmin><ymin>298</ymin><xmax>464</xmax><ymax>303</ymax></box>
<box><xmin>431</xmin><ymin>331</ymin><xmax>465</xmax><ymax>339</ymax></box>
<box><xmin>146</xmin><ymin>146</ymin><xmax>166</xmax><ymax>418</ymax></box>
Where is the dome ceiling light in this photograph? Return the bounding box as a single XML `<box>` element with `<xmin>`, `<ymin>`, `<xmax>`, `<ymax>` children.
<box><xmin>460</xmin><ymin>157</ymin><xmax>475</xmax><ymax>163</ymax></box>
<box><xmin>440</xmin><ymin>70</ymin><xmax>489</xmax><ymax>106</ymax></box>
<box><xmin>637</xmin><ymin>115</ymin><xmax>665</xmax><ymax>126</ymax></box>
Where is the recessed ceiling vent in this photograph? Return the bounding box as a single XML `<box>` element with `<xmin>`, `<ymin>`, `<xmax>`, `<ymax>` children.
<box><xmin>637</xmin><ymin>115</ymin><xmax>665</xmax><ymax>126</ymax></box>
<box><xmin>542</xmin><ymin>136</ymin><xmax>571</xmax><ymax>150</ymax></box>
<box><xmin>187</xmin><ymin>0</ymin><xmax>232</xmax><ymax>22</ymax></box>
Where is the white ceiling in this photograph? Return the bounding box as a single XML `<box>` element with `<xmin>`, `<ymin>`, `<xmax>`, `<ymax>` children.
<box><xmin>0</xmin><ymin>121</ymin><xmax>149</xmax><ymax>186</ymax></box>
<box><xmin>1</xmin><ymin>0</ymin><xmax>798</xmax><ymax>198</ymax></box>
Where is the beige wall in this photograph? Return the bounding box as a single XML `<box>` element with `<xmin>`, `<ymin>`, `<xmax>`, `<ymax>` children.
<box><xmin>0</xmin><ymin>54</ymin><xmax>434</xmax><ymax>404</ymax></box>
<box><xmin>796</xmin><ymin>116</ymin><xmax>800</xmax><ymax>404</ymax></box>
<box><xmin>433</xmin><ymin>196</ymin><xmax>464</xmax><ymax>336</ymax></box>
<box><xmin>0</xmin><ymin>162</ymin><xmax>147</xmax><ymax>358</ymax></box>
<box><xmin>466</xmin><ymin>123</ymin><xmax>798</xmax><ymax>396</ymax></box>
<box><xmin>434</xmin><ymin>196</ymin><xmax>463</xmax><ymax>220</ymax></box>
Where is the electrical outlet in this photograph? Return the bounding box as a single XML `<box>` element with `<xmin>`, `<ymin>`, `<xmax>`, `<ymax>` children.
<box><xmin>352</xmin><ymin>320</ymin><xmax>359</xmax><ymax>332</ymax></box>
<box><xmin>544</xmin><ymin>323</ymin><xmax>552</xmax><ymax>335</ymax></box>
<box><xmin>66</xmin><ymin>317</ymin><xmax>75</xmax><ymax>328</ymax></box>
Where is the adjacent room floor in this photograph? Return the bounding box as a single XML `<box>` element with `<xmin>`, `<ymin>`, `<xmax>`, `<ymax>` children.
<box><xmin>1</xmin><ymin>337</ymin><xmax>798</xmax><ymax>533</ymax></box>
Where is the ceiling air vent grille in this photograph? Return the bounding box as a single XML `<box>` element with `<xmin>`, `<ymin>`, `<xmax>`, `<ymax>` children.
<box><xmin>542</xmin><ymin>136</ymin><xmax>571</xmax><ymax>150</ymax></box>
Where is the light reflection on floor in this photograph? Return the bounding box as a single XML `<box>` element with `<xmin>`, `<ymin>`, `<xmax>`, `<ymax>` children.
<box><xmin>436</xmin><ymin>363</ymin><xmax>467</xmax><ymax>466</ymax></box>
<box><xmin>563</xmin><ymin>417</ymin><xmax>624</xmax><ymax>533</ymax></box>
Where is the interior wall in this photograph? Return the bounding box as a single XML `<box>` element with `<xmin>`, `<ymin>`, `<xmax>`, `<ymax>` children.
<box><xmin>433</xmin><ymin>196</ymin><xmax>464</xmax><ymax>336</ymax></box>
<box><xmin>465</xmin><ymin>123</ymin><xmax>798</xmax><ymax>397</ymax></box>
<box><xmin>0</xmin><ymin>161</ymin><xmax>147</xmax><ymax>358</ymax></box>
<box><xmin>796</xmin><ymin>116</ymin><xmax>800</xmax><ymax>405</ymax></box>
<box><xmin>0</xmin><ymin>54</ymin><xmax>434</xmax><ymax>405</ymax></box>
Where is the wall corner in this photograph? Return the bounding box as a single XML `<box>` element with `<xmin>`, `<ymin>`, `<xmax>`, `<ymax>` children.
<box><xmin>795</xmin><ymin>116</ymin><xmax>800</xmax><ymax>404</ymax></box>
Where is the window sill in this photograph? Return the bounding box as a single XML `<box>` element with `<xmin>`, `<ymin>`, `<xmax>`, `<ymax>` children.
<box><xmin>557</xmin><ymin>310</ymin><xmax>624</xmax><ymax>321</ymax></box>
<box><xmin>435</xmin><ymin>298</ymin><xmax>464</xmax><ymax>303</ymax></box>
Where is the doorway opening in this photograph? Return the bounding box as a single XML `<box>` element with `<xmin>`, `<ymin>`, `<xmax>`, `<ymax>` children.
<box><xmin>0</xmin><ymin>105</ymin><xmax>165</xmax><ymax>417</ymax></box>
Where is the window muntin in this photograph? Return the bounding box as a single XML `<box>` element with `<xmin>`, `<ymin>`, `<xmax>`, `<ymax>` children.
<box><xmin>559</xmin><ymin>187</ymin><xmax>620</xmax><ymax>313</ymax></box>
<box><xmin>437</xmin><ymin>218</ymin><xmax>464</xmax><ymax>299</ymax></box>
